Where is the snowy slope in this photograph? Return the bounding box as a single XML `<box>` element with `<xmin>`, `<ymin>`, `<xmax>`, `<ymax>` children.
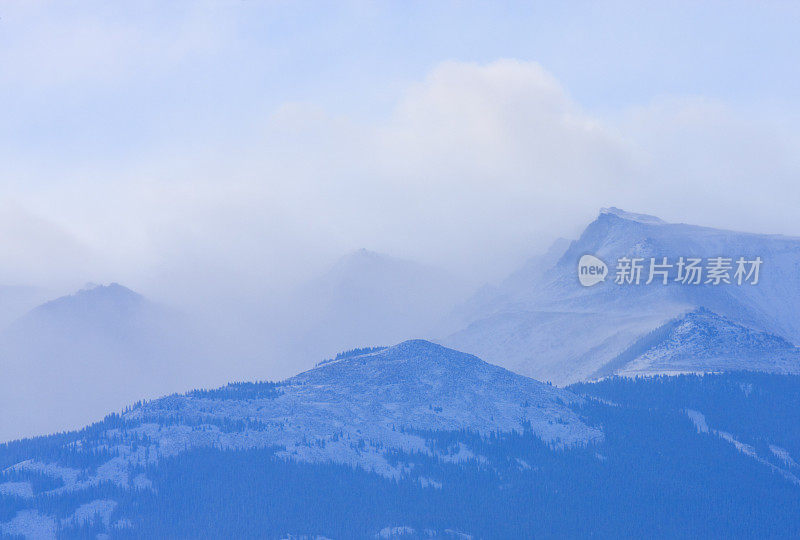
<box><xmin>445</xmin><ymin>208</ymin><xmax>800</xmax><ymax>384</ymax></box>
<box><xmin>600</xmin><ymin>308</ymin><xmax>800</xmax><ymax>378</ymax></box>
<box><xmin>441</xmin><ymin>238</ymin><xmax>571</xmax><ymax>335</ymax></box>
<box><xmin>5</xmin><ymin>364</ymin><xmax>800</xmax><ymax>537</ymax></box>
<box><xmin>0</xmin><ymin>341</ymin><xmax>600</xmax><ymax>536</ymax></box>
<box><xmin>0</xmin><ymin>341</ymin><xmax>599</xmax><ymax>497</ymax></box>
<box><xmin>122</xmin><ymin>340</ymin><xmax>598</xmax><ymax>477</ymax></box>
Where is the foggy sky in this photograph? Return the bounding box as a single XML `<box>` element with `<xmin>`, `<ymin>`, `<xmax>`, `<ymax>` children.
<box><xmin>1</xmin><ymin>0</ymin><xmax>799</xmax><ymax>310</ymax></box>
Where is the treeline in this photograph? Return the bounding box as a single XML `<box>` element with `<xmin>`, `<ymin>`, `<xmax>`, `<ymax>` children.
<box><xmin>185</xmin><ymin>381</ymin><xmax>284</xmax><ymax>401</ymax></box>
<box><xmin>570</xmin><ymin>371</ymin><xmax>800</xmax><ymax>459</ymax></box>
<box><xmin>4</xmin><ymin>373</ymin><xmax>800</xmax><ymax>538</ymax></box>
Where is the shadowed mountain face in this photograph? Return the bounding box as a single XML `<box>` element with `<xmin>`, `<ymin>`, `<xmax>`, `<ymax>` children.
<box><xmin>445</xmin><ymin>208</ymin><xmax>800</xmax><ymax>384</ymax></box>
<box><xmin>0</xmin><ymin>284</ymin><xmax>209</xmax><ymax>442</ymax></box>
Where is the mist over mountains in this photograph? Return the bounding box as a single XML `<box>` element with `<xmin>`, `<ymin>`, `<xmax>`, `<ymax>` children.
<box><xmin>2</xmin><ymin>207</ymin><xmax>800</xmax><ymax>442</ymax></box>
<box><xmin>445</xmin><ymin>207</ymin><xmax>800</xmax><ymax>384</ymax></box>
<box><xmin>4</xmin><ymin>2</ymin><xmax>800</xmax><ymax>535</ymax></box>
<box><xmin>0</xmin><ymin>284</ymin><xmax>212</xmax><ymax>442</ymax></box>
<box><xmin>0</xmin><ymin>286</ymin><xmax>50</xmax><ymax>331</ymax></box>
<box><xmin>2</xmin><ymin>208</ymin><xmax>800</xmax><ymax>537</ymax></box>
<box><xmin>276</xmin><ymin>248</ymin><xmax>469</xmax><ymax>365</ymax></box>
<box><xmin>0</xmin><ymin>249</ymin><xmax>468</xmax><ymax>443</ymax></box>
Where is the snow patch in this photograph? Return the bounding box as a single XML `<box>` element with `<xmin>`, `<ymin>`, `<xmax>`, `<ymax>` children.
<box><xmin>0</xmin><ymin>481</ymin><xmax>33</xmax><ymax>498</ymax></box>
<box><xmin>0</xmin><ymin>510</ymin><xmax>56</xmax><ymax>540</ymax></box>
<box><xmin>418</xmin><ymin>477</ymin><xmax>443</xmax><ymax>489</ymax></box>
<box><xmin>377</xmin><ymin>525</ymin><xmax>416</xmax><ymax>538</ymax></box>
<box><xmin>61</xmin><ymin>499</ymin><xmax>117</xmax><ymax>528</ymax></box>
<box><xmin>685</xmin><ymin>409</ymin><xmax>709</xmax><ymax>434</ymax></box>
<box><xmin>770</xmin><ymin>445</ymin><xmax>798</xmax><ymax>468</ymax></box>
<box><xmin>685</xmin><ymin>410</ymin><xmax>800</xmax><ymax>485</ymax></box>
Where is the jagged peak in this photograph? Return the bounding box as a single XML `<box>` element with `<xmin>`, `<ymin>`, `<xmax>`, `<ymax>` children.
<box><xmin>599</xmin><ymin>207</ymin><xmax>667</xmax><ymax>225</ymax></box>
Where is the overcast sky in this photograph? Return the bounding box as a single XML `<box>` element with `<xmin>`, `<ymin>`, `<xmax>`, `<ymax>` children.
<box><xmin>2</xmin><ymin>1</ymin><xmax>799</xmax><ymax>307</ymax></box>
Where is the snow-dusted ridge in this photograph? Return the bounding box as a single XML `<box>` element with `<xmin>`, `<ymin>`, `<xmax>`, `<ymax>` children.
<box><xmin>598</xmin><ymin>308</ymin><xmax>800</xmax><ymax>379</ymax></box>
<box><xmin>599</xmin><ymin>207</ymin><xmax>667</xmax><ymax>225</ymax></box>
<box><xmin>446</xmin><ymin>207</ymin><xmax>800</xmax><ymax>384</ymax></box>
<box><xmin>2</xmin><ymin>340</ymin><xmax>600</xmax><ymax>502</ymax></box>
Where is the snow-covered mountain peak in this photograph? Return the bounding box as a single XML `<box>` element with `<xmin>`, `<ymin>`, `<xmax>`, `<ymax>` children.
<box><xmin>124</xmin><ymin>340</ymin><xmax>600</xmax><ymax>472</ymax></box>
<box><xmin>314</xmin><ymin>339</ymin><xmax>476</xmax><ymax>368</ymax></box>
<box><xmin>604</xmin><ymin>308</ymin><xmax>800</xmax><ymax>378</ymax></box>
<box><xmin>599</xmin><ymin>207</ymin><xmax>667</xmax><ymax>225</ymax></box>
<box><xmin>294</xmin><ymin>339</ymin><xmax>524</xmax><ymax>390</ymax></box>
<box><xmin>446</xmin><ymin>209</ymin><xmax>800</xmax><ymax>384</ymax></box>
<box><xmin>0</xmin><ymin>340</ymin><xmax>601</xmax><ymax>508</ymax></box>
<box><xmin>311</xmin><ymin>339</ymin><xmax>457</xmax><ymax>368</ymax></box>
<box><xmin>289</xmin><ymin>339</ymin><xmax>579</xmax><ymax>420</ymax></box>
<box><xmin>380</xmin><ymin>338</ymin><xmax>477</xmax><ymax>361</ymax></box>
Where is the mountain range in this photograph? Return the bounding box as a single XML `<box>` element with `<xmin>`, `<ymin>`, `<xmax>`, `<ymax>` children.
<box><xmin>3</xmin><ymin>341</ymin><xmax>800</xmax><ymax>538</ymax></box>
<box><xmin>3</xmin><ymin>207</ymin><xmax>800</xmax><ymax>536</ymax></box>
<box><xmin>444</xmin><ymin>207</ymin><xmax>800</xmax><ymax>384</ymax></box>
<box><xmin>4</xmin><ymin>208</ymin><xmax>800</xmax><ymax>442</ymax></box>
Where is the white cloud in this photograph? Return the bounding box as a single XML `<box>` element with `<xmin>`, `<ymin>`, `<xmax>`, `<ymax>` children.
<box><xmin>1</xmin><ymin>57</ymin><xmax>798</xmax><ymax>310</ymax></box>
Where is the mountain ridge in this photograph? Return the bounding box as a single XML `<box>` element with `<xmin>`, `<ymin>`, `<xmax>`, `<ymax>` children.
<box><xmin>445</xmin><ymin>207</ymin><xmax>800</xmax><ymax>384</ymax></box>
<box><xmin>1</xmin><ymin>339</ymin><xmax>599</xmax><ymax>479</ymax></box>
<box><xmin>593</xmin><ymin>307</ymin><xmax>800</xmax><ymax>379</ymax></box>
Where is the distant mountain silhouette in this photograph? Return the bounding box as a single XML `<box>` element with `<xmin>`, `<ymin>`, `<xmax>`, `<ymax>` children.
<box><xmin>0</xmin><ymin>284</ymin><xmax>207</xmax><ymax>442</ymax></box>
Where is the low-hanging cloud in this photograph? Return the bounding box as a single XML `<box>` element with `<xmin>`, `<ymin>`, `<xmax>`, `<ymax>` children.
<box><xmin>2</xmin><ymin>55</ymin><xmax>799</xmax><ymax>314</ymax></box>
